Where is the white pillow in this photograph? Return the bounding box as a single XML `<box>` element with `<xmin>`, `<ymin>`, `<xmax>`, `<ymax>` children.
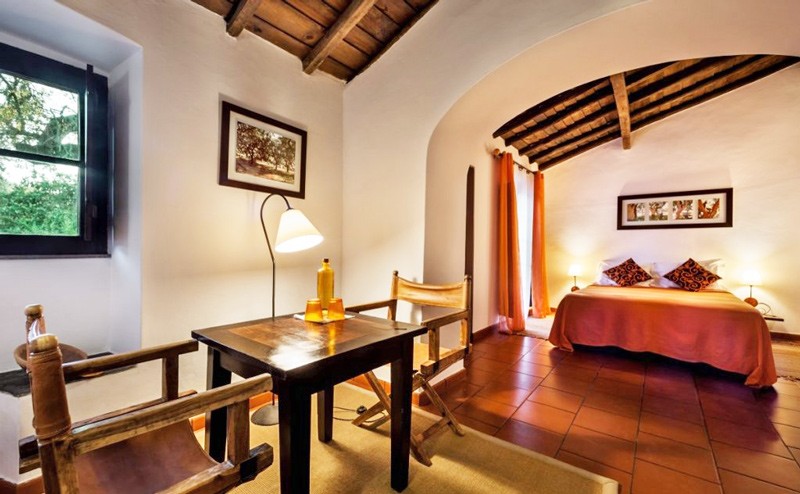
<box><xmin>652</xmin><ymin>259</ymin><xmax>726</xmax><ymax>290</ymax></box>
<box><xmin>595</xmin><ymin>258</ymin><xmax>653</xmax><ymax>286</ymax></box>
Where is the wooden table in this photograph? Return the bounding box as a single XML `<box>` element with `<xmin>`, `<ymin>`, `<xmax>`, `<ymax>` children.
<box><xmin>192</xmin><ymin>313</ymin><xmax>426</xmax><ymax>494</ymax></box>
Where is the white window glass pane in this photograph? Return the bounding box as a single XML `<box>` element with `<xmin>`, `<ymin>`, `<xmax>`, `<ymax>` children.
<box><xmin>0</xmin><ymin>71</ymin><xmax>80</xmax><ymax>160</ymax></box>
<box><xmin>0</xmin><ymin>156</ymin><xmax>79</xmax><ymax>236</ymax></box>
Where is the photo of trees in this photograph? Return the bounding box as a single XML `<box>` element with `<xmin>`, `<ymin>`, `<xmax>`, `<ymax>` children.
<box><xmin>234</xmin><ymin>121</ymin><xmax>296</xmax><ymax>185</ymax></box>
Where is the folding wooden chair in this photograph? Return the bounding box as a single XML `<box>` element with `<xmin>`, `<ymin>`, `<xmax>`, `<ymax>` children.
<box><xmin>347</xmin><ymin>271</ymin><xmax>472</xmax><ymax>466</ymax></box>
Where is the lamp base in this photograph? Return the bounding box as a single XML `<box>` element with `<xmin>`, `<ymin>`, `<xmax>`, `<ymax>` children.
<box><xmin>571</xmin><ymin>285</ymin><xmax>579</xmax><ymax>292</ymax></box>
<box><xmin>251</xmin><ymin>404</ymin><xmax>279</xmax><ymax>426</ymax></box>
<box><xmin>744</xmin><ymin>297</ymin><xmax>758</xmax><ymax>307</ymax></box>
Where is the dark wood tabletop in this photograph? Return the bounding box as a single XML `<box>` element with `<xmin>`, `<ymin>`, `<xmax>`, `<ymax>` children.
<box><xmin>192</xmin><ymin>312</ymin><xmax>426</xmax><ymax>494</ymax></box>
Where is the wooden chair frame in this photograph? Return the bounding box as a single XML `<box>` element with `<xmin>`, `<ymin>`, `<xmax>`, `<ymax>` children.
<box><xmin>19</xmin><ymin>305</ymin><xmax>273</xmax><ymax>494</ymax></box>
<box><xmin>347</xmin><ymin>271</ymin><xmax>472</xmax><ymax>466</ymax></box>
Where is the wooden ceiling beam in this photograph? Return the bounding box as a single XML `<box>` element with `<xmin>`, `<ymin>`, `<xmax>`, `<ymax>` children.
<box><xmin>303</xmin><ymin>0</ymin><xmax>378</xmax><ymax>75</ymax></box>
<box><xmin>527</xmin><ymin>121</ymin><xmax>618</xmax><ymax>164</ymax></box>
<box><xmin>609</xmin><ymin>73</ymin><xmax>632</xmax><ymax>149</ymax></box>
<box><xmin>505</xmin><ymin>93</ymin><xmax>615</xmax><ymax>148</ymax></box>
<box><xmin>631</xmin><ymin>56</ymin><xmax>797</xmax><ymax>129</ymax></box>
<box><xmin>493</xmin><ymin>79</ymin><xmax>607</xmax><ymax>139</ymax></box>
<box><xmin>226</xmin><ymin>0</ymin><xmax>264</xmax><ymax>37</ymax></box>
<box><xmin>517</xmin><ymin>106</ymin><xmax>617</xmax><ymax>156</ymax></box>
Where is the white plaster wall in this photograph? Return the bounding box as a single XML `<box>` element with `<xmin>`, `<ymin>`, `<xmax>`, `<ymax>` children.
<box><xmin>57</xmin><ymin>0</ymin><xmax>345</xmax><ymax>390</ymax></box>
<box><xmin>424</xmin><ymin>0</ymin><xmax>800</xmax><ymax>339</ymax></box>
<box><xmin>341</xmin><ymin>0</ymin><xmax>644</xmax><ymax>314</ymax></box>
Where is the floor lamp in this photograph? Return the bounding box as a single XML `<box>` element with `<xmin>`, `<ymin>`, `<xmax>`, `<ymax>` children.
<box><xmin>251</xmin><ymin>193</ymin><xmax>323</xmax><ymax>426</ymax></box>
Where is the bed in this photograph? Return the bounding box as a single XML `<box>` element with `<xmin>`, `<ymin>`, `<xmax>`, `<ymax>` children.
<box><xmin>548</xmin><ymin>284</ymin><xmax>777</xmax><ymax>387</ymax></box>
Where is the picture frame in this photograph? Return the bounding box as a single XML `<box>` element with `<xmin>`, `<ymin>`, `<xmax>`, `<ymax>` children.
<box><xmin>617</xmin><ymin>188</ymin><xmax>733</xmax><ymax>230</ymax></box>
<box><xmin>219</xmin><ymin>101</ymin><xmax>307</xmax><ymax>198</ymax></box>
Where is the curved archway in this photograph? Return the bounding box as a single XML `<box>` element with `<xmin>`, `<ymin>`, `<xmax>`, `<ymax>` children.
<box><xmin>424</xmin><ymin>0</ymin><xmax>800</xmax><ymax>332</ymax></box>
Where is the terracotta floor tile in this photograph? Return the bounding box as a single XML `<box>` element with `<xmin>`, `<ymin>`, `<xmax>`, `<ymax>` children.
<box><xmin>590</xmin><ymin>376</ymin><xmax>643</xmax><ymax>401</ymax></box>
<box><xmin>705</xmin><ymin>416</ymin><xmax>792</xmax><ymax>458</ymax></box>
<box><xmin>561</xmin><ymin>353</ymin><xmax>607</xmax><ymax>371</ymax></box>
<box><xmin>556</xmin><ymin>450</ymin><xmax>631</xmax><ymax>494</ymax></box>
<box><xmin>774</xmin><ymin>423</ymin><xmax>800</xmax><ymax>449</ymax></box>
<box><xmin>456</xmin><ymin>395</ymin><xmax>517</xmax><ymax>428</ymax></box>
<box><xmin>772</xmin><ymin>381</ymin><xmax>800</xmax><ymax>398</ymax></box>
<box><xmin>495</xmin><ymin>419</ymin><xmax>564</xmax><ymax>457</ymax></box>
<box><xmin>511</xmin><ymin>400</ymin><xmax>576</xmax><ymax>434</ymax></box>
<box><xmin>573</xmin><ymin>406</ymin><xmax>638</xmax><ymax>441</ymax></box>
<box><xmin>695</xmin><ymin>377</ymin><xmax>758</xmax><ymax>403</ymax></box>
<box><xmin>492</xmin><ymin>370</ymin><xmax>542</xmax><ymax>391</ymax></box>
<box><xmin>540</xmin><ymin>373</ymin><xmax>593</xmax><ymax>396</ymax></box>
<box><xmin>791</xmin><ymin>447</ymin><xmax>800</xmax><ymax>463</ymax></box>
<box><xmin>597</xmin><ymin>366</ymin><xmax>645</xmax><ymax>386</ymax></box>
<box><xmin>644</xmin><ymin>374</ymin><xmax>699</xmax><ymax>404</ymax></box>
<box><xmin>476</xmin><ymin>382</ymin><xmax>532</xmax><ymax>408</ymax></box>
<box><xmin>601</xmin><ymin>356</ymin><xmax>647</xmax><ymax>374</ymax></box>
<box><xmin>700</xmin><ymin>394</ymin><xmax>775</xmax><ymax>430</ymax></box>
<box><xmin>639</xmin><ymin>412</ymin><xmax>709</xmax><ymax>449</ymax></box>
<box><xmin>468</xmin><ymin>356</ymin><xmax>511</xmax><ymax>374</ymax></box>
<box><xmin>520</xmin><ymin>351</ymin><xmax>564</xmax><ymax>367</ymax></box>
<box><xmin>527</xmin><ymin>386</ymin><xmax>583</xmax><ymax>413</ymax></box>
<box><xmin>550</xmin><ymin>362</ymin><xmax>599</xmax><ymax>382</ymax></box>
<box><xmin>560</xmin><ymin>425</ymin><xmax>635</xmax><ymax>473</ymax></box>
<box><xmin>635</xmin><ymin>431</ymin><xmax>718</xmax><ymax>482</ymax></box>
<box><xmin>712</xmin><ymin>440</ymin><xmax>800</xmax><ymax>491</ymax></box>
<box><xmin>509</xmin><ymin>359</ymin><xmax>553</xmax><ymax>378</ymax></box>
<box><xmin>532</xmin><ymin>344</ymin><xmax>569</xmax><ymax>360</ymax></box>
<box><xmin>769</xmin><ymin>406</ymin><xmax>800</xmax><ymax>427</ymax></box>
<box><xmin>582</xmin><ymin>389</ymin><xmax>641</xmax><ymax>419</ymax></box>
<box><xmin>758</xmin><ymin>389</ymin><xmax>800</xmax><ymax>413</ymax></box>
<box><xmin>475</xmin><ymin>347</ymin><xmax>523</xmax><ymax>364</ymax></box>
<box><xmin>452</xmin><ymin>411</ymin><xmax>499</xmax><ymax>435</ymax></box>
<box><xmin>440</xmin><ymin>381</ymin><xmax>483</xmax><ymax>411</ymax></box>
<box><xmin>464</xmin><ymin>367</ymin><xmax>500</xmax><ymax>387</ymax></box>
<box><xmin>718</xmin><ymin>469</ymin><xmax>798</xmax><ymax>494</ymax></box>
<box><xmin>631</xmin><ymin>459</ymin><xmax>722</xmax><ymax>494</ymax></box>
<box><xmin>642</xmin><ymin>393</ymin><xmax>704</xmax><ymax>425</ymax></box>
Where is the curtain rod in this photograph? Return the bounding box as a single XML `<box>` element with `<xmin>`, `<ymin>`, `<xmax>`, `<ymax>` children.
<box><xmin>492</xmin><ymin>148</ymin><xmax>537</xmax><ymax>174</ymax></box>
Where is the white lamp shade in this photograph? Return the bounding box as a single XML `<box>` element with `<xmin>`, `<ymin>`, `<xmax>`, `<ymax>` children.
<box><xmin>741</xmin><ymin>269</ymin><xmax>762</xmax><ymax>287</ymax></box>
<box><xmin>568</xmin><ymin>264</ymin><xmax>583</xmax><ymax>277</ymax></box>
<box><xmin>274</xmin><ymin>209</ymin><xmax>323</xmax><ymax>253</ymax></box>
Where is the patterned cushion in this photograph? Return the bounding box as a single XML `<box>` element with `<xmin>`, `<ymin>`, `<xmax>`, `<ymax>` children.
<box><xmin>603</xmin><ymin>258</ymin><xmax>652</xmax><ymax>287</ymax></box>
<box><xmin>664</xmin><ymin>258</ymin><xmax>721</xmax><ymax>292</ymax></box>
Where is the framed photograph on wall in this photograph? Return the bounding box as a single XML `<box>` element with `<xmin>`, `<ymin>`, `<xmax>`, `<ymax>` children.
<box><xmin>219</xmin><ymin>101</ymin><xmax>307</xmax><ymax>198</ymax></box>
<box><xmin>617</xmin><ymin>188</ymin><xmax>733</xmax><ymax>229</ymax></box>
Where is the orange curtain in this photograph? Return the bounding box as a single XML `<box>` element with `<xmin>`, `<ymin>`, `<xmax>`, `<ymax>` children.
<box><xmin>531</xmin><ymin>172</ymin><xmax>552</xmax><ymax>318</ymax></box>
<box><xmin>497</xmin><ymin>153</ymin><xmax>525</xmax><ymax>333</ymax></box>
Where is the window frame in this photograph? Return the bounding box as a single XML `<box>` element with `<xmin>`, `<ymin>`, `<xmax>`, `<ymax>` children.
<box><xmin>0</xmin><ymin>42</ymin><xmax>110</xmax><ymax>258</ymax></box>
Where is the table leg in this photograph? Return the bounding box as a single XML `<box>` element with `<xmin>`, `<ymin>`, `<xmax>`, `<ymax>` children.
<box><xmin>390</xmin><ymin>338</ymin><xmax>413</xmax><ymax>491</ymax></box>
<box><xmin>204</xmin><ymin>347</ymin><xmax>231</xmax><ymax>462</ymax></box>
<box><xmin>318</xmin><ymin>386</ymin><xmax>334</xmax><ymax>442</ymax></box>
<box><xmin>278</xmin><ymin>385</ymin><xmax>312</xmax><ymax>494</ymax></box>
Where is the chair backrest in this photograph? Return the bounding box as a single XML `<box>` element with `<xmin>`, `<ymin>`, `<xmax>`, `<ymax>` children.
<box><xmin>388</xmin><ymin>271</ymin><xmax>473</xmax><ymax>372</ymax></box>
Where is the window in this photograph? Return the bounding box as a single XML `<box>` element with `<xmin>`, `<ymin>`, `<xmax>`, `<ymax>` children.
<box><xmin>0</xmin><ymin>42</ymin><xmax>110</xmax><ymax>257</ymax></box>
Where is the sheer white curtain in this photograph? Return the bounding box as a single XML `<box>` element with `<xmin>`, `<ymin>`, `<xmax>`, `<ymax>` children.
<box><xmin>514</xmin><ymin>167</ymin><xmax>533</xmax><ymax>315</ymax></box>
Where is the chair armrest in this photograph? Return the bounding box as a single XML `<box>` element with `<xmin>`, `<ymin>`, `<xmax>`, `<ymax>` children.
<box><xmin>421</xmin><ymin>309</ymin><xmax>470</xmax><ymax>329</ymax></box>
<box><xmin>70</xmin><ymin>374</ymin><xmax>271</xmax><ymax>456</ymax></box>
<box><xmin>62</xmin><ymin>340</ymin><xmax>198</xmax><ymax>377</ymax></box>
<box><xmin>346</xmin><ymin>299</ymin><xmax>395</xmax><ymax>313</ymax></box>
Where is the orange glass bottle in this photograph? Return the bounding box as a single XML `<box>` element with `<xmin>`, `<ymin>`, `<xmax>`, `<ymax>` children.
<box><xmin>317</xmin><ymin>258</ymin><xmax>334</xmax><ymax>310</ymax></box>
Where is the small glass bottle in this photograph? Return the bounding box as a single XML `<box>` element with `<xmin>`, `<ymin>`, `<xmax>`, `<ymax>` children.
<box><xmin>317</xmin><ymin>258</ymin><xmax>334</xmax><ymax>310</ymax></box>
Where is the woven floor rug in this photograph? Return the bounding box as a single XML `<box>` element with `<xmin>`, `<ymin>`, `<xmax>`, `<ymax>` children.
<box><xmin>229</xmin><ymin>384</ymin><xmax>617</xmax><ymax>494</ymax></box>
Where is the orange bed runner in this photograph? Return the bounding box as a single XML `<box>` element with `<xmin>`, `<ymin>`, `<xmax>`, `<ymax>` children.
<box><xmin>548</xmin><ymin>285</ymin><xmax>777</xmax><ymax>387</ymax></box>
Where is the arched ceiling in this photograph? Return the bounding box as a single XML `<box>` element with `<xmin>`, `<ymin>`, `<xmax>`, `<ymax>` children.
<box><xmin>493</xmin><ymin>55</ymin><xmax>799</xmax><ymax>170</ymax></box>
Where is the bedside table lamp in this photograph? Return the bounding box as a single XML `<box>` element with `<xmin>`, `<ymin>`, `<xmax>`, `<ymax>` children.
<box><xmin>253</xmin><ymin>193</ymin><xmax>323</xmax><ymax>426</ymax></box>
<box><xmin>741</xmin><ymin>269</ymin><xmax>762</xmax><ymax>307</ymax></box>
<box><xmin>568</xmin><ymin>264</ymin><xmax>582</xmax><ymax>292</ymax></box>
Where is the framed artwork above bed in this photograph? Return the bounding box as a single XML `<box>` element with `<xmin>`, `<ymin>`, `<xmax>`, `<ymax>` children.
<box><xmin>617</xmin><ymin>188</ymin><xmax>733</xmax><ymax>230</ymax></box>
